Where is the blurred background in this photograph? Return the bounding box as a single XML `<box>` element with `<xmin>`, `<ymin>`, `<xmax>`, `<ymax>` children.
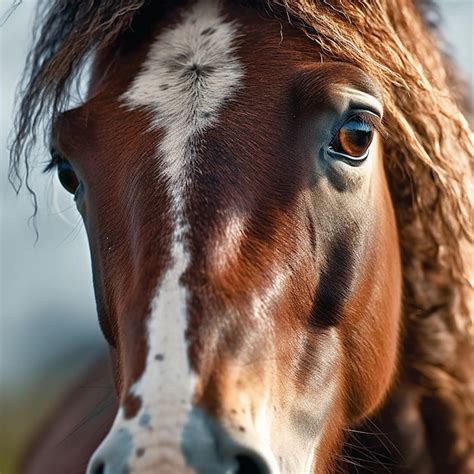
<box><xmin>1</xmin><ymin>1</ymin><xmax>472</xmax><ymax>472</ymax></box>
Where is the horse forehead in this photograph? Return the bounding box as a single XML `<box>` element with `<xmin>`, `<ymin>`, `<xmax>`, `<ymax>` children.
<box><xmin>123</xmin><ymin>0</ymin><xmax>243</xmax><ymax>122</ymax></box>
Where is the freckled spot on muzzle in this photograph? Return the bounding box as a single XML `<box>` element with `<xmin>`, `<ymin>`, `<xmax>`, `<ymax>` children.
<box><xmin>139</xmin><ymin>412</ymin><xmax>151</xmax><ymax>427</ymax></box>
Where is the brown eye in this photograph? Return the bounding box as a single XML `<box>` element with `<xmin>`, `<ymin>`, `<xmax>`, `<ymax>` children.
<box><xmin>330</xmin><ymin>118</ymin><xmax>374</xmax><ymax>160</ymax></box>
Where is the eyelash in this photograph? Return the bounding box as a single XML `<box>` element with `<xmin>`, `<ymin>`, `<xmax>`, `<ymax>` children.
<box><xmin>43</xmin><ymin>149</ymin><xmax>63</xmax><ymax>174</ymax></box>
<box><xmin>329</xmin><ymin>111</ymin><xmax>385</xmax><ymax>145</ymax></box>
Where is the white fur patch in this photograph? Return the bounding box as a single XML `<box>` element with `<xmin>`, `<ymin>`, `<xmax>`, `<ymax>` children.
<box><xmin>123</xmin><ymin>0</ymin><xmax>243</xmax><ymax>197</ymax></box>
<box><xmin>88</xmin><ymin>1</ymin><xmax>244</xmax><ymax>472</ymax></box>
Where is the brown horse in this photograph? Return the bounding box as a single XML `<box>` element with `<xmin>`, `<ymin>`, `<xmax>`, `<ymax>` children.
<box><xmin>11</xmin><ymin>0</ymin><xmax>473</xmax><ymax>473</ymax></box>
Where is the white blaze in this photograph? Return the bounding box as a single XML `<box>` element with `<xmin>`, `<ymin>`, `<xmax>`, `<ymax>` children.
<box><xmin>89</xmin><ymin>1</ymin><xmax>243</xmax><ymax>472</ymax></box>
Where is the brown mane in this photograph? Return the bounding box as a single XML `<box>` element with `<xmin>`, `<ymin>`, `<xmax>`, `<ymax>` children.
<box><xmin>10</xmin><ymin>0</ymin><xmax>473</xmax><ymax>470</ymax></box>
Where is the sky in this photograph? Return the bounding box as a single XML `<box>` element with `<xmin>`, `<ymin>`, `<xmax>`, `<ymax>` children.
<box><xmin>0</xmin><ymin>0</ymin><xmax>473</xmax><ymax>394</ymax></box>
<box><xmin>1</xmin><ymin>1</ymin><xmax>103</xmax><ymax>392</ymax></box>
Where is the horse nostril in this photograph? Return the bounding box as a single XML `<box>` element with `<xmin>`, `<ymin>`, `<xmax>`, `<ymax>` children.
<box><xmin>91</xmin><ymin>461</ymin><xmax>105</xmax><ymax>474</ymax></box>
<box><xmin>235</xmin><ymin>453</ymin><xmax>266</xmax><ymax>474</ymax></box>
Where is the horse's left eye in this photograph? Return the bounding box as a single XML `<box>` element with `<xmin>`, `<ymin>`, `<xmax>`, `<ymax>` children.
<box><xmin>329</xmin><ymin>117</ymin><xmax>374</xmax><ymax>161</ymax></box>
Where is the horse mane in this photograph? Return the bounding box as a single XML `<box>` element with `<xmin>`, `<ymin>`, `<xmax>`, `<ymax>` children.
<box><xmin>9</xmin><ymin>0</ymin><xmax>473</xmax><ymax>467</ymax></box>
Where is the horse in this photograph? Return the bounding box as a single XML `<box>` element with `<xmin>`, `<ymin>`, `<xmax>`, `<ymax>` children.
<box><xmin>11</xmin><ymin>0</ymin><xmax>473</xmax><ymax>473</ymax></box>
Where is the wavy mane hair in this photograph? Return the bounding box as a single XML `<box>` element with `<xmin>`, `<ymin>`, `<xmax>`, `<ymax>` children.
<box><xmin>9</xmin><ymin>0</ymin><xmax>473</xmax><ymax>470</ymax></box>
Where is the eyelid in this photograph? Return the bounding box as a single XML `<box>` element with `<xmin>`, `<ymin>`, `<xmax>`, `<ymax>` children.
<box><xmin>44</xmin><ymin>147</ymin><xmax>80</xmax><ymax>176</ymax></box>
<box><xmin>327</xmin><ymin>146</ymin><xmax>370</xmax><ymax>165</ymax></box>
<box><xmin>326</xmin><ymin>111</ymin><xmax>379</xmax><ymax>166</ymax></box>
<box><xmin>328</xmin><ymin>110</ymin><xmax>384</xmax><ymax>148</ymax></box>
<box><xmin>351</xmin><ymin>111</ymin><xmax>385</xmax><ymax>136</ymax></box>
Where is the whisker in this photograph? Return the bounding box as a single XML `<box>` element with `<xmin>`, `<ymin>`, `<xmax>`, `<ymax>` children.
<box><xmin>363</xmin><ymin>417</ymin><xmax>403</xmax><ymax>459</ymax></box>
<box><xmin>73</xmin><ymin>416</ymin><xmax>115</xmax><ymax>474</ymax></box>
<box><xmin>55</xmin><ymin>216</ymin><xmax>84</xmax><ymax>247</ymax></box>
<box><xmin>44</xmin><ymin>203</ymin><xmax>78</xmax><ymax>216</ymax></box>
<box><xmin>344</xmin><ymin>440</ymin><xmax>398</xmax><ymax>469</ymax></box>
<box><xmin>56</xmin><ymin>391</ymin><xmax>115</xmax><ymax>447</ymax></box>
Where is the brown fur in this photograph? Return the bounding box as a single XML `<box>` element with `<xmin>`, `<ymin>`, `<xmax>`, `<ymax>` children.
<box><xmin>10</xmin><ymin>1</ymin><xmax>473</xmax><ymax>473</ymax></box>
<box><xmin>255</xmin><ymin>2</ymin><xmax>473</xmax><ymax>472</ymax></box>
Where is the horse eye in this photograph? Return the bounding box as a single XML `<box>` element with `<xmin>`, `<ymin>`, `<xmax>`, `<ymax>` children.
<box><xmin>330</xmin><ymin>118</ymin><xmax>374</xmax><ymax>160</ymax></box>
<box><xmin>57</xmin><ymin>158</ymin><xmax>80</xmax><ymax>194</ymax></box>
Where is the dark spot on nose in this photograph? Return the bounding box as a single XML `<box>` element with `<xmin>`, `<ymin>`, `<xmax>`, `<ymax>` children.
<box><xmin>238</xmin><ymin>426</ymin><xmax>246</xmax><ymax>432</ymax></box>
<box><xmin>155</xmin><ymin>353</ymin><xmax>164</xmax><ymax>361</ymax></box>
<box><xmin>136</xmin><ymin>447</ymin><xmax>145</xmax><ymax>457</ymax></box>
<box><xmin>139</xmin><ymin>413</ymin><xmax>151</xmax><ymax>427</ymax></box>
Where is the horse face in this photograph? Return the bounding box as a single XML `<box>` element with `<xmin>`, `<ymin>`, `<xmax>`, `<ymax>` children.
<box><xmin>53</xmin><ymin>1</ymin><xmax>401</xmax><ymax>472</ymax></box>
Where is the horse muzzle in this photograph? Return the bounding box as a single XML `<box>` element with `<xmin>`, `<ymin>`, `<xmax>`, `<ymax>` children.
<box><xmin>87</xmin><ymin>405</ymin><xmax>278</xmax><ymax>474</ymax></box>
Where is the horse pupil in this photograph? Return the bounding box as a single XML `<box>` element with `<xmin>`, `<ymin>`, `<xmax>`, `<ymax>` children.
<box><xmin>58</xmin><ymin>162</ymin><xmax>78</xmax><ymax>194</ymax></box>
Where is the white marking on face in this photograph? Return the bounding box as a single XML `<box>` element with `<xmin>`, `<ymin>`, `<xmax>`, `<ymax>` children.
<box><xmin>123</xmin><ymin>0</ymin><xmax>243</xmax><ymax>198</ymax></box>
<box><xmin>88</xmin><ymin>1</ymin><xmax>243</xmax><ymax>472</ymax></box>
